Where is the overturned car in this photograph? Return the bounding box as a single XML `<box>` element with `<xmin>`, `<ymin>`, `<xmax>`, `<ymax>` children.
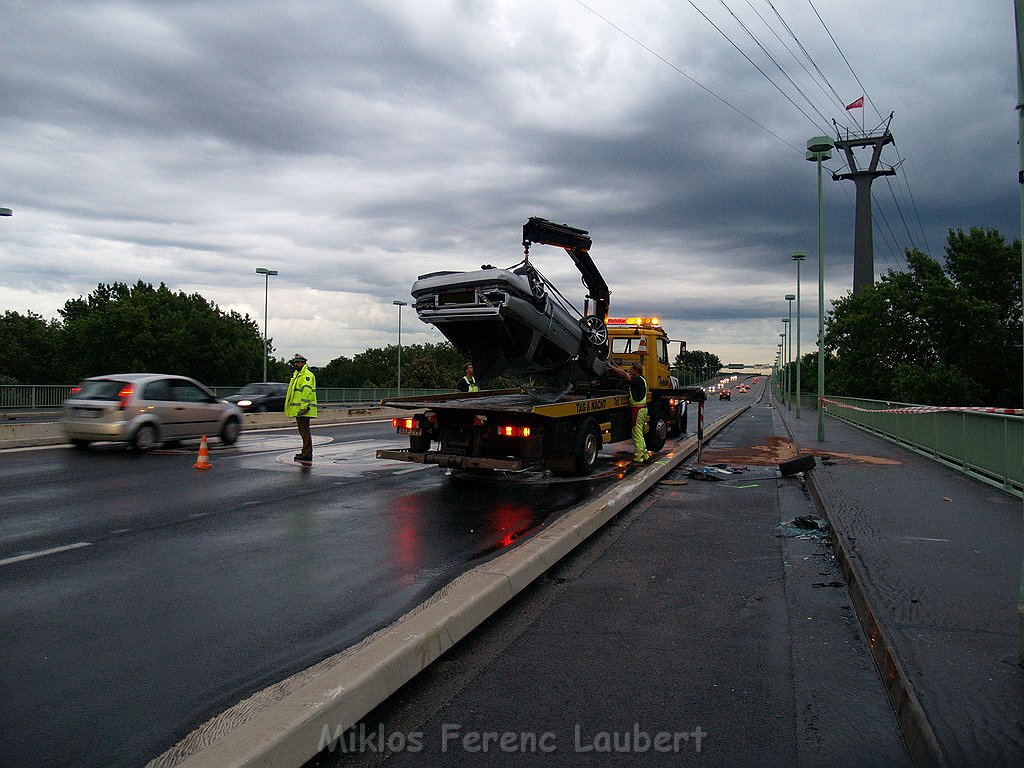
<box><xmin>410</xmin><ymin>218</ymin><xmax>611</xmax><ymax>384</ymax></box>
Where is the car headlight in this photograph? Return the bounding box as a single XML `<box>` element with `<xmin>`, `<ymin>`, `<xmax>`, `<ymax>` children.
<box><xmin>237</xmin><ymin>399</ymin><xmax>253</xmax><ymax>407</ymax></box>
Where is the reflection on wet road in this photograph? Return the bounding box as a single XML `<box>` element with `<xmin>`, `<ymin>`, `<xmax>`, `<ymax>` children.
<box><xmin>0</xmin><ymin>422</ymin><xmax>632</xmax><ymax>768</ymax></box>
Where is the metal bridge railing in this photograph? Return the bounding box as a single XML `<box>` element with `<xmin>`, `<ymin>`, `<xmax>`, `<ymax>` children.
<box><xmin>0</xmin><ymin>384</ymin><xmax>455</xmax><ymax>411</ymax></box>
<box><xmin>789</xmin><ymin>392</ymin><xmax>1023</xmax><ymax>497</ymax></box>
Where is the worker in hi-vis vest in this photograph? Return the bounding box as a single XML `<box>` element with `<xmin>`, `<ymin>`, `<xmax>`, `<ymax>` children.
<box><xmin>456</xmin><ymin>362</ymin><xmax>480</xmax><ymax>393</ymax></box>
<box><xmin>285</xmin><ymin>353</ymin><xmax>318</xmax><ymax>462</ymax></box>
<box><xmin>610</xmin><ymin>360</ymin><xmax>652</xmax><ymax>463</ymax></box>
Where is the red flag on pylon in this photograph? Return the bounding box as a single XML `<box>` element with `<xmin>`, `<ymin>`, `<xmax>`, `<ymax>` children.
<box><xmin>845</xmin><ymin>96</ymin><xmax>864</xmax><ymax>110</ymax></box>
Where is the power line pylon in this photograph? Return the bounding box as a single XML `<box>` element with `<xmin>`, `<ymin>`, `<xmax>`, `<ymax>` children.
<box><xmin>832</xmin><ymin>115</ymin><xmax>896</xmax><ymax>294</ymax></box>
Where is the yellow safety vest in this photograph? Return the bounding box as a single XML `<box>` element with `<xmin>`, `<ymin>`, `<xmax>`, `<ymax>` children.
<box><xmin>285</xmin><ymin>365</ymin><xmax>318</xmax><ymax>418</ymax></box>
<box><xmin>628</xmin><ymin>374</ymin><xmax>648</xmax><ymax>408</ymax></box>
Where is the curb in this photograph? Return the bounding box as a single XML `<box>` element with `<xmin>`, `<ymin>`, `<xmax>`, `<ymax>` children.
<box><xmin>147</xmin><ymin>406</ymin><xmax>750</xmax><ymax>768</ymax></box>
<box><xmin>775</xmin><ymin>401</ymin><xmax>946</xmax><ymax>768</ymax></box>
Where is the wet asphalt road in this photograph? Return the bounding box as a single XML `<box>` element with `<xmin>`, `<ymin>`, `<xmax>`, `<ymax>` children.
<box><xmin>0</xmin><ymin>419</ymin><xmax>634</xmax><ymax>768</ymax></box>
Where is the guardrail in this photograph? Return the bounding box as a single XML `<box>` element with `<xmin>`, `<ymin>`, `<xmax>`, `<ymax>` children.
<box><xmin>0</xmin><ymin>385</ymin><xmax>74</xmax><ymax>409</ymax></box>
<box><xmin>0</xmin><ymin>384</ymin><xmax>453</xmax><ymax>410</ymax></box>
<box><xmin>775</xmin><ymin>389</ymin><xmax>1023</xmax><ymax>497</ymax></box>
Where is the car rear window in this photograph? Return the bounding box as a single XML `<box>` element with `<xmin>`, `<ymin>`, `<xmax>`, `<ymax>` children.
<box><xmin>70</xmin><ymin>380</ymin><xmax>129</xmax><ymax>400</ymax></box>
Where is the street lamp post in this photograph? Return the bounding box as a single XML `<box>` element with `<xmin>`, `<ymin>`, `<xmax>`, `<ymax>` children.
<box><xmin>393</xmin><ymin>300</ymin><xmax>408</xmax><ymax>395</ymax></box>
<box><xmin>792</xmin><ymin>254</ymin><xmax>806</xmax><ymax>418</ymax></box>
<box><xmin>776</xmin><ymin>344</ymin><xmax>783</xmax><ymax>402</ymax></box>
<box><xmin>807</xmin><ymin>135</ymin><xmax>834</xmax><ymax>441</ymax></box>
<box><xmin>774</xmin><ymin>335</ymin><xmax>782</xmax><ymax>409</ymax></box>
<box><xmin>785</xmin><ymin>296</ymin><xmax>795</xmax><ymax>410</ymax></box>
<box><xmin>255</xmin><ymin>267</ymin><xmax>278</xmax><ymax>382</ymax></box>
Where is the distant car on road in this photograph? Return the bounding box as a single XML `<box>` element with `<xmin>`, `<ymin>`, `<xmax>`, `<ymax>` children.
<box><xmin>60</xmin><ymin>373</ymin><xmax>243</xmax><ymax>451</ymax></box>
<box><xmin>719</xmin><ymin>389</ymin><xmax>731</xmax><ymax>400</ymax></box>
<box><xmin>222</xmin><ymin>382</ymin><xmax>288</xmax><ymax>413</ymax></box>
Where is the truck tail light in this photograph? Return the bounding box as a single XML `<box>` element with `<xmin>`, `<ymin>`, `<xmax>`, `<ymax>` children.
<box><xmin>392</xmin><ymin>417</ymin><xmax>417</xmax><ymax>430</ymax></box>
<box><xmin>496</xmin><ymin>425</ymin><xmax>531</xmax><ymax>438</ymax></box>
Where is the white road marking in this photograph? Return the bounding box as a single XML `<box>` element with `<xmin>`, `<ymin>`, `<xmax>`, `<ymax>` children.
<box><xmin>0</xmin><ymin>541</ymin><xmax>92</xmax><ymax>566</ymax></box>
<box><xmin>897</xmin><ymin>536</ymin><xmax>951</xmax><ymax>543</ymax></box>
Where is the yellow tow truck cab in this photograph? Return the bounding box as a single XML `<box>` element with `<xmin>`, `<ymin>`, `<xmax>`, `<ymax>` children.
<box><xmin>606</xmin><ymin>316</ymin><xmax>678</xmax><ymax>390</ymax></box>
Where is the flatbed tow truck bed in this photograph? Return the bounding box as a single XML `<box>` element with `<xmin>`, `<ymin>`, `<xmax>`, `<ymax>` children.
<box><xmin>379</xmin><ymin>389</ymin><xmax>629</xmax><ymax>418</ymax></box>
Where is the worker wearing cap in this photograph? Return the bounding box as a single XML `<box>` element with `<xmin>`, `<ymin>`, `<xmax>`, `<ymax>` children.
<box><xmin>456</xmin><ymin>362</ymin><xmax>479</xmax><ymax>393</ymax></box>
<box><xmin>285</xmin><ymin>353</ymin><xmax>318</xmax><ymax>462</ymax></box>
<box><xmin>610</xmin><ymin>361</ymin><xmax>652</xmax><ymax>463</ymax></box>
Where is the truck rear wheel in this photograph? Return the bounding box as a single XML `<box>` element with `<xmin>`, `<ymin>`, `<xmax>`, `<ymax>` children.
<box><xmin>667</xmin><ymin>404</ymin><xmax>687</xmax><ymax>437</ymax></box>
<box><xmin>573</xmin><ymin>419</ymin><xmax>602</xmax><ymax>476</ymax></box>
<box><xmin>645</xmin><ymin>412</ymin><xmax>668</xmax><ymax>452</ymax></box>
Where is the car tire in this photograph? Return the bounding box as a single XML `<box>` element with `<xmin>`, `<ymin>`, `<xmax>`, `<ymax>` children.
<box><xmin>71</xmin><ymin>439</ymin><xmax>92</xmax><ymax>450</ymax></box>
<box><xmin>220</xmin><ymin>418</ymin><xmax>241</xmax><ymax>446</ymax></box>
<box><xmin>573</xmin><ymin>419</ymin><xmax>602</xmax><ymax>476</ymax></box>
<box><xmin>132</xmin><ymin>424</ymin><xmax>158</xmax><ymax>452</ymax></box>
<box><xmin>645</xmin><ymin>411</ymin><xmax>668</xmax><ymax>452</ymax></box>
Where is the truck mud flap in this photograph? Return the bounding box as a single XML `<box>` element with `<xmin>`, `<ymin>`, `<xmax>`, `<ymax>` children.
<box><xmin>376</xmin><ymin>449</ymin><xmax>527</xmax><ymax>472</ymax></box>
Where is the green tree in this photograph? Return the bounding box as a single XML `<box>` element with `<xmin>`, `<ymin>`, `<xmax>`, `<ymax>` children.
<box><xmin>824</xmin><ymin>228</ymin><xmax>1021</xmax><ymax>406</ymax></box>
<box><xmin>0</xmin><ymin>310</ymin><xmax>61</xmax><ymax>383</ymax></box>
<box><xmin>673</xmin><ymin>349</ymin><xmax>722</xmax><ymax>383</ymax></box>
<box><xmin>56</xmin><ymin>281</ymin><xmax>264</xmax><ymax>384</ymax></box>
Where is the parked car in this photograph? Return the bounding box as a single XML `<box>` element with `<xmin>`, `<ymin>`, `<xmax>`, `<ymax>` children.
<box><xmin>60</xmin><ymin>373</ymin><xmax>243</xmax><ymax>451</ymax></box>
<box><xmin>719</xmin><ymin>389</ymin><xmax>731</xmax><ymax>400</ymax></box>
<box><xmin>223</xmin><ymin>382</ymin><xmax>288</xmax><ymax>413</ymax></box>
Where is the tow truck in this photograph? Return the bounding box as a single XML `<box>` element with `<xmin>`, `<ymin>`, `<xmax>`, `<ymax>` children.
<box><xmin>375</xmin><ymin>219</ymin><xmax>706</xmax><ymax>476</ymax></box>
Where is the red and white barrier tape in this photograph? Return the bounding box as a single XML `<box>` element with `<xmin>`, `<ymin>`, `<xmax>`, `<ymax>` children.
<box><xmin>820</xmin><ymin>398</ymin><xmax>1024</xmax><ymax>416</ymax></box>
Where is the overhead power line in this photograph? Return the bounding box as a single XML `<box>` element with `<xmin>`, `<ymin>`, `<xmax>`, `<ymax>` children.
<box><xmin>573</xmin><ymin>0</ymin><xmax>929</xmax><ymax>259</ymax></box>
<box><xmin>573</xmin><ymin>0</ymin><xmax>803</xmax><ymax>152</ymax></box>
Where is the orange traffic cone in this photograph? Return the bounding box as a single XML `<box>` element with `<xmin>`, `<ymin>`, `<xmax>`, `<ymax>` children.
<box><xmin>193</xmin><ymin>435</ymin><xmax>213</xmax><ymax>470</ymax></box>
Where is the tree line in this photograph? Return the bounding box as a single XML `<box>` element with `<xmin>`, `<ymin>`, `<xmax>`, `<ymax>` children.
<box><xmin>1</xmin><ymin>226</ymin><xmax>1018</xmax><ymax>405</ymax></box>
<box><xmin>0</xmin><ymin>279</ymin><xmax>723</xmax><ymax>390</ymax></box>
<box><xmin>782</xmin><ymin>227</ymin><xmax>1021</xmax><ymax>407</ymax></box>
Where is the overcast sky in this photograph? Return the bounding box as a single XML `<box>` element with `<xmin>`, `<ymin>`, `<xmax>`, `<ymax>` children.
<box><xmin>1</xmin><ymin>0</ymin><xmax>1018</xmax><ymax>374</ymax></box>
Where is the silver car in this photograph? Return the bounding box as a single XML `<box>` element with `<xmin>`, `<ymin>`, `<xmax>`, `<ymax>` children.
<box><xmin>60</xmin><ymin>373</ymin><xmax>244</xmax><ymax>451</ymax></box>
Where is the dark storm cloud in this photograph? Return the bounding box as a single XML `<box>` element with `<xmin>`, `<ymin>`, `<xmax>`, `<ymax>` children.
<box><xmin>0</xmin><ymin>0</ymin><xmax>1017</xmax><ymax>363</ymax></box>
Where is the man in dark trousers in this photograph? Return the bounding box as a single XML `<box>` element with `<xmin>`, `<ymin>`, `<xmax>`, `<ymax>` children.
<box><xmin>285</xmin><ymin>353</ymin><xmax>317</xmax><ymax>462</ymax></box>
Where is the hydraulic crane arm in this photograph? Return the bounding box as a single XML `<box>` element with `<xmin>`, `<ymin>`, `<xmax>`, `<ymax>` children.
<box><xmin>522</xmin><ymin>217</ymin><xmax>610</xmax><ymax>320</ymax></box>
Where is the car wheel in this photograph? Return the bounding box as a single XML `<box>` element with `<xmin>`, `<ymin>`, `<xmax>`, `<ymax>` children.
<box><xmin>645</xmin><ymin>412</ymin><xmax>668</xmax><ymax>452</ymax></box>
<box><xmin>573</xmin><ymin>419</ymin><xmax>602</xmax><ymax>476</ymax></box>
<box><xmin>579</xmin><ymin>315</ymin><xmax>608</xmax><ymax>347</ymax></box>
<box><xmin>220</xmin><ymin>418</ymin><xmax>241</xmax><ymax>446</ymax></box>
<box><xmin>132</xmin><ymin>424</ymin><xmax>158</xmax><ymax>452</ymax></box>
<box><xmin>71</xmin><ymin>439</ymin><xmax>92</xmax><ymax>450</ymax></box>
